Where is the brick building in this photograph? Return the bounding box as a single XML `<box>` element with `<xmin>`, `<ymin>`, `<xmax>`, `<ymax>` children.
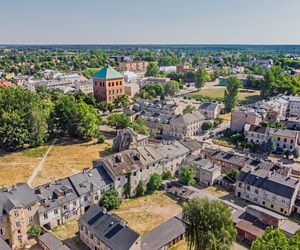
<box><xmin>93</xmin><ymin>66</ymin><xmax>124</xmax><ymax>102</ymax></box>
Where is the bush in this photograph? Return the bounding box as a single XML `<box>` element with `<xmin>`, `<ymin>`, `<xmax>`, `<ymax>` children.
<box><xmin>99</xmin><ymin>188</ymin><xmax>121</xmax><ymax>211</ymax></box>
<box><xmin>162</xmin><ymin>170</ymin><xmax>173</xmax><ymax>180</ymax></box>
<box><xmin>27</xmin><ymin>225</ymin><xmax>42</xmax><ymax>239</ymax></box>
<box><xmin>136</xmin><ymin>180</ymin><xmax>147</xmax><ymax>197</ymax></box>
<box><xmin>179</xmin><ymin>165</ymin><xmax>196</xmax><ymax>186</ymax></box>
<box><xmin>97</xmin><ymin>134</ymin><xmax>105</xmax><ymax>144</ymax></box>
<box><xmin>202</xmin><ymin>121</ymin><xmax>213</xmax><ymax>131</ymax></box>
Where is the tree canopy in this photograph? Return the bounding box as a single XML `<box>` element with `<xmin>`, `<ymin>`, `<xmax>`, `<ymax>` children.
<box><xmin>145</xmin><ymin>62</ymin><xmax>158</xmax><ymax>77</ymax></box>
<box><xmin>164</xmin><ymin>80</ymin><xmax>180</xmax><ymax>96</ymax></box>
<box><xmin>179</xmin><ymin>165</ymin><xmax>196</xmax><ymax>186</ymax></box>
<box><xmin>224</xmin><ymin>76</ymin><xmax>241</xmax><ymax>112</ymax></box>
<box><xmin>183</xmin><ymin>197</ymin><xmax>236</xmax><ymax>250</ymax></box>
<box><xmin>195</xmin><ymin>68</ymin><xmax>210</xmax><ymax>90</ymax></box>
<box><xmin>147</xmin><ymin>173</ymin><xmax>162</xmax><ymax>194</ymax></box>
<box><xmin>99</xmin><ymin>188</ymin><xmax>121</xmax><ymax>211</ymax></box>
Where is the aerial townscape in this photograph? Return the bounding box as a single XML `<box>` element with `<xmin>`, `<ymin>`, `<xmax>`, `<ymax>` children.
<box><xmin>1</xmin><ymin>1</ymin><xmax>300</xmax><ymax>250</ymax></box>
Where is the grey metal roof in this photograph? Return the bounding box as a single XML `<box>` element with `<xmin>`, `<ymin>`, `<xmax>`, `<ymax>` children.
<box><xmin>39</xmin><ymin>232</ymin><xmax>70</xmax><ymax>250</ymax></box>
<box><xmin>199</xmin><ymin>102</ymin><xmax>219</xmax><ymax>110</ymax></box>
<box><xmin>35</xmin><ymin>178</ymin><xmax>78</xmax><ymax>213</ymax></box>
<box><xmin>79</xmin><ymin>204</ymin><xmax>140</xmax><ymax>250</ymax></box>
<box><xmin>0</xmin><ymin>183</ymin><xmax>38</xmax><ymax>216</ymax></box>
<box><xmin>0</xmin><ymin>238</ymin><xmax>12</xmax><ymax>250</ymax></box>
<box><xmin>141</xmin><ymin>214</ymin><xmax>185</xmax><ymax>250</ymax></box>
<box><xmin>170</xmin><ymin>111</ymin><xmax>205</xmax><ymax>125</ymax></box>
<box><xmin>69</xmin><ymin>168</ymin><xmax>113</xmax><ymax>196</ymax></box>
<box><xmin>238</xmin><ymin>166</ymin><xmax>299</xmax><ymax>199</ymax></box>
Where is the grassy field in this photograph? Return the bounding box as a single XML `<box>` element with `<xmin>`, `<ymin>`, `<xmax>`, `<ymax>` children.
<box><xmin>0</xmin><ymin>138</ymin><xmax>111</xmax><ymax>187</ymax></box>
<box><xmin>53</xmin><ymin>218</ymin><xmax>79</xmax><ymax>240</ymax></box>
<box><xmin>0</xmin><ymin>146</ymin><xmax>50</xmax><ymax>187</ymax></box>
<box><xmin>188</xmin><ymin>88</ymin><xmax>261</xmax><ymax>103</ymax></box>
<box><xmin>113</xmin><ymin>191</ymin><xmax>182</xmax><ymax>235</ymax></box>
<box><xmin>32</xmin><ymin>138</ymin><xmax>112</xmax><ymax>187</ymax></box>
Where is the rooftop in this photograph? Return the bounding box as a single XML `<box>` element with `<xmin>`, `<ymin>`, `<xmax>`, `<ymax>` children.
<box><xmin>93</xmin><ymin>66</ymin><xmax>123</xmax><ymax>80</ymax></box>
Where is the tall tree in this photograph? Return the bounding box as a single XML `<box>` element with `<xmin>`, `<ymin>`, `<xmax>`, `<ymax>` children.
<box><xmin>147</xmin><ymin>173</ymin><xmax>162</xmax><ymax>194</ymax></box>
<box><xmin>107</xmin><ymin>113</ymin><xmax>131</xmax><ymax>129</ymax></box>
<box><xmin>183</xmin><ymin>197</ymin><xmax>236</xmax><ymax>250</ymax></box>
<box><xmin>113</xmin><ymin>95</ymin><xmax>130</xmax><ymax>108</ymax></box>
<box><xmin>195</xmin><ymin>68</ymin><xmax>210</xmax><ymax>90</ymax></box>
<box><xmin>164</xmin><ymin>80</ymin><xmax>180</xmax><ymax>96</ymax></box>
<box><xmin>145</xmin><ymin>62</ymin><xmax>158</xmax><ymax>77</ymax></box>
<box><xmin>179</xmin><ymin>165</ymin><xmax>196</xmax><ymax>185</ymax></box>
<box><xmin>224</xmin><ymin>76</ymin><xmax>241</xmax><ymax>112</ymax></box>
<box><xmin>99</xmin><ymin>188</ymin><xmax>121</xmax><ymax>211</ymax></box>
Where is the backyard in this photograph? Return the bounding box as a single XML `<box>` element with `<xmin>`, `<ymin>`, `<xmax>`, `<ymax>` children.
<box><xmin>113</xmin><ymin>191</ymin><xmax>182</xmax><ymax>235</ymax></box>
<box><xmin>0</xmin><ymin>137</ymin><xmax>112</xmax><ymax>187</ymax></box>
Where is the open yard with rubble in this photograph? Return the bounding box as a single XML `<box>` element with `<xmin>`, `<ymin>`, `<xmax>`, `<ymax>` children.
<box><xmin>0</xmin><ymin>137</ymin><xmax>112</xmax><ymax>188</ymax></box>
<box><xmin>113</xmin><ymin>191</ymin><xmax>182</xmax><ymax>235</ymax></box>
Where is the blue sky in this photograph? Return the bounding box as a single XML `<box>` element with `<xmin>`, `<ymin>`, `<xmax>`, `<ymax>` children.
<box><xmin>1</xmin><ymin>0</ymin><xmax>300</xmax><ymax>44</ymax></box>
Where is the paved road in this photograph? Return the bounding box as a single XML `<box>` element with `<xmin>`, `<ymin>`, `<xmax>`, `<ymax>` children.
<box><xmin>27</xmin><ymin>139</ymin><xmax>57</xmax><ymax>187</ymax></box>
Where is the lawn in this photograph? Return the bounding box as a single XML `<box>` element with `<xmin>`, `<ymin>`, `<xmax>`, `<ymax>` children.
<box><xmin>113</xmin><ymin>191</ymin><xmax>182</xmax><ymax>235</ymax></box>
<box><xmin>53</xmin><ymin>218</ymin><xmax>79</xmax><ymax>240</ymax></box>
<box><xmin>32</xmin><ymin>138</ymin><xmax>112</xmax><ymax>187</ymax></box>
<box><xmin>0</xmin><ymin>137</ymin><xmax>112</xmax><ymax>188</ymax></box>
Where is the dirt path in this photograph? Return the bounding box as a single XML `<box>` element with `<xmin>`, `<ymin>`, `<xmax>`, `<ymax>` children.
<box><xmin>27</xmin><ymin>139</ymin><xmax>57</xmax><ymax>187</ymax></box>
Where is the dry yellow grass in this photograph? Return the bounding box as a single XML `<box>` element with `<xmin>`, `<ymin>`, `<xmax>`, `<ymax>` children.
<box><xmin>113</xmin><ymin>191</ymin><xmax>182</xmax><ymax>235</ymax></box>
<box><xmin>218</xmin><ymin>112</ymin><xmax>231</xmax><ymax>121</ymax></box>
<box><xmin>32</xmin><ymin>138</ymin><xmax>112</xmax><ymax>187</ymax></box>
<box><xmin>201</xmin><ymin>186</ymin><xmax>230</xmax><ymax>198</ymax></box>
<box><xmin>169</xmin><ymin>240</ymin><xmax>188</xmax><ymax>250</ymax></box>
<box><xmin>52</xmin><ymin>217</ymin><xmax>79</xmax><ymax>240</ymax></box>
<box><xmin>0</xmin><ymin>146</ymin><xmax>49</xmax><ymax>187</ymax></box>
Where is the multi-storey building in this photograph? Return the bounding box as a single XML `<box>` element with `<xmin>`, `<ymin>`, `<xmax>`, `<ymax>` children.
<box><xmin>230</xmin><ymin>108</ymin><xmax>263</xmax><ymax>132</ymax></box>
<box><xmin>244</xmin><ymin>124</ymin><xmax>299</xmax><ymax>151</ymax></box>
<box><xmin>78</xmin><ymin>204</ymin><xmax>141</xmax><ymax>250</ymax></box>
<box><xmin>0</xmin><ymin>183</ymin><xmax>39</xmax><ymax>249</ymax></box>
<box><xmin>119</xmin><ymin>61</ymin><xmax>149</xmax><ymax>72</ymax></box>
<box><xmin>93</xmin><ymin>66</ymin><xmax>124</xmax><ymax>102</ymax></box>
<box><xmin>235</xmin><ymin>165</ymin><xmax>300</xmax><ymax>216</ymax></box>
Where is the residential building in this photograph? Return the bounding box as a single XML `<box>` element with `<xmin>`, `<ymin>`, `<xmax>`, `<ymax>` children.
<box><xmin>123</xmin><ymin>71</ymin><xmax>139</xmax><ymax>83</ymax></box>
<box><xmin>0</xmin><ymin>79</ymin><xmax>14</xmax><ymax>88</ymax></box>
<box><xmin>141</xmin><ymin>214</ymin><xmax>185</xmax><ymax>250</ymax></box>
<box><xmin>0</xmin><ymin>183</ymin><xmax>39</xmax><ymax>249</ymax></box>
<box><xmin>159</xmin><ymin>66</ymin><xmax>176</xmax><ymax>73</ymax></box>
<box><xmin>93</xmin><ymin>66</ymin><xmax>125</xmax><ymax>102</ymax></box>
<box><xmin>34</xmin><ymin>178</ymin><xmax>80</xmax><ymax>229</ymax></box>
<box><xmin>249</xmin><ymin>58</ymin><xmax>273</xmax><ymax>69</ymax></box>
<box><xmin>38</xmin><ymin>232</ymin><xmax>70</xmax><ymax>250</ymax></box>
<box><xmin>138</xmin><ymin>77</ymin><xmax>170</xmax><ymax>87</ymax></box>
<box><xmin>0</xmin><ymin>238</ymin><xmax>11</xmax><ymax>250</ymax></box>
<box><xmin>198</xmin><ymin>102</ymin><xmax>221</xmax><ymax>119</ymax></box>
<box><xmin>230</xmin><ymin>108</ymin><xmax>263</xmax><ymax>132</ymax></box>
<box><xmin>233</xmin><ymin>205</ymin><xmax>300</xmax><ymax>242</ymax></box>
<box><xmin>184</xmin><ymin>155</ymin><xmax>221</xmax><ymax>186</ymax></box>
<box><xmin>235</xmin><ymin>165</ymin><xmax>300</xmax><ymax>215</ymax></box>
<box><xmin>286</xmin><ymin>96</ymin><xmax>300</xmax><ymax>117</ymax></box>
<box><xmin>78</xmin><ymin>204</ymin><xmax>141</xmax><ymax>250</ymax></box>
<box><xmin>124</xmin><ymin>82</ymin><xmax>140</xmax><ymax>97</ymax></box>
<box><xmin>76</xmin><ymin>80</ymin><xmax>94</xmax><ymax>94</ymax></box>
<box><xmin>119</xmin><ymin>61</ymin><xmax>149</xmax><ymax>72</ymax></box>
<box><xmin>68</xmin><ymin>168</ymin><xmax>113</xmax><ymax>215</ymax></box>
<box><xmin>244</xmin><ymin>124</ymin><xmax>299</xmax><ymax>151</ymax></box>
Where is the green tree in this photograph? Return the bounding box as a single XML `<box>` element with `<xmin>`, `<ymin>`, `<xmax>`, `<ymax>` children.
<box><xmin>261</xmin><ymin>137</ymin><xmax>276</xmax><ymax>155</ymax></box>
<box><xmin>113</xmin><ymin>95</ymin><xmax>130</xmax><ymax>108</ymax></box>
<box><xmin>195</xmin><ymin>68</ymin><xmax>210</xmax><ymax>90</ymax></box>
<box><xmin>289</xmin><ymin>230</ymin><xmax>300</xmax><ymax>250</ymax></box>
<box><xmin>292</xmin><ymin>148</ymin><xmax>300</xmax><ymax>159</ymax></box>
<box><xmin>97</xmin><ymin>101</ymin><xmax>114</xmax><ymax>113</ymax></box>
<box><xmin>136</xmin><ymin>180</ymin><xmax>147</xmax><ymax>197</ymax></box>
<box><xmin>27</xmin><ymin>225</ymin><xmax>42</xmax><ymax>239</ymax></box>
<box><xmin>224</xmin><ymin>77</ymin><xmax>241</xmax><ymax>112</ymax></box>
<box><xmin>99</xmin><ymin>188</ymin><xmax>121</xmax><ymax>211</ymax></box>
<box><xmin>225</xmin><ymin>169</ymin><xmax>239</xmax><ymax>182</ymax></box>
<box><xmin>183</xmin><ymin>105</ymin><xmax>196</xmax><ymax>115</ymax></box>
<box><xmin>130</xmin><ymin>118</ymin><xmax>149</xmax><ymax>135</ymax></box>
<box><xmin>179</xmin><ymin>165</ymin><xmax>196</xmax><ymax>186</ymax></box>
<box><xmin>164</xmin><ymin>80</ymin><xmax>180</xmax><ymax>96</ymax></box>
<box><xmin>162</xmin><ymin>170</ymin><xmax>173</xmax><ymax>180</ymax></box>
<box><xmin>0</xmin><ymin>87</ymin><xmax>50</xmax><ymax>151</ymax></box>
<box><xmin>97</xmin><ymin>133</ymin><xmax>105</xmax><ymax>144</ymax></box>
<box><xmin>140</xmin><ymin>83</ymin><xmax>165</xmax><ymax>99</ymax></box>
<box><xmin>201</xmin><ymin>121</ymin><xmax>213</xmax><ymax>131</ymax></box>
<box><xmin>251</xmin><ymin>227</ymin><xmax>288</xmax><ymax>250</ymax></box>
<box><xmin>183</xmin><ymin>197</ymin><xmax>236</xmax><ymax>250</ymax></box>
<box><xmin>145</xmin><ymin>62</ymin><xmax>158</xmax><ymax>77</ymax></box>
<box><xmin>107</xmin><ymin>113</ymin><xmax>131</xmax><ymax>129</ymax></box>
<box><xmin>147</xmin><ymin>173</ymin><xmax>162</xmax><ymax>194</ymax></box>
<box><xmin>285</xmin><ymin>149</ymin><xmax>292</xmax><ymax>159</ymax></box>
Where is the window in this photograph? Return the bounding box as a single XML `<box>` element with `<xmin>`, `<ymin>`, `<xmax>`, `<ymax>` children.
<box><xmin>14</xmin><ymin>210</ymin><xmax>19</xmax><ymax>217</ymax></box>
<box><xmin>73</xmin><ymin>210</ymin><xmax>78</xmax><ymax>216</ymax></box>
<box><xmin>246</xmin><ymin>185</ymin><xmax>250</xmax><ymax>191</ymax></box>
<box><xmin>278</xmin><ymin>137</ymin><xmax>280</xmax><ymax>141</ymax></box>
<box><xmin>94</xmin><ymin>195</ymin><xmax>99</xmax><ymax>201</ymax></box>
<box><xmin>284</xmin><ymin>138</ymin><xmax>287</xmax><ymax>143</ymax></box>
<box><xmin>291</xmin><ymin>139</ymin><xmax>294</xmax><ymax>143</ymax></box>
<box><xmin>280</xmin><ymin>208</ymin><xmax>284</xmax><ymax>213</ymax></box>
<box><xmin>120</xmin><ymin>81</ymin><xmax>122</xmax><ymax>86</ymax></box>
<box><xmin>271</xmin><ymin>204</ymin><xmax>274</xmax><ymax>208</ymax></box>
<box><xmin>27</xmin><ymin>206</ymin><xmax>32</xmax><ymax>211</ymax></box>
<box><xmin>90</xmin><ymin>234</ymin><xmax>94</xmax><ymax>239</ymax></box>
<box><xmin>263</xmin><ymin>201</ymin><xmax>265</xmax><ymax>205</ymax></box>
<box><xmin>73</xmin><ymin>201</ymin><xmax>77</xmax><ymax>206</ymax></box>
<box><xmin>84</xmin><ymin>196</ymin><xmax>88</xmax><ymax>202</ymax></box>
<box><xmin>16</xmin><ymin>221</ymin><xmax>21</xmax><ymax>228</ymax></box>
<box><xmin>63</xmin><ymin>205</ymin><xmax>68</xmax><ymax>210</ymax></box>
<box><xmin>238</xmin><ymin>182</ymin><xmax>242</xmax><ymax>188</ymax></box>
<box><xmin>54</xmin><ymin>209</ymin><xmax>58</xmax><ymax>215</ymax></box>
<box><xmin>255</xmin><ymin>189</ymin><xmax>258</xmax><ymax>194</ymax></box>
<box><xmin>44</xmin><ymin>213</ymin><xmax>48</xmax><ymax>220</ymax></box>
<box><xmin>112</xmin><ymin>82</ymin><xmax>114</xmax><ymax>87</ymax></box>
<box><xmin>29</xmin><ymin>216</ymin><xmax>33</xmax><ymax>224</ymax></box>
<box><xmin>0</xmin><ymin>228</ymin><xmax>5</xmax><ymax>235</ymax></box>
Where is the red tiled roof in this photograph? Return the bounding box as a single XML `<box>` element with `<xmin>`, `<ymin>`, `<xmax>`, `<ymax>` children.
<box><xmin>0</xmin><ymin>80</ymin><xmax>14</xmax><ymax>87</ymax></box>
